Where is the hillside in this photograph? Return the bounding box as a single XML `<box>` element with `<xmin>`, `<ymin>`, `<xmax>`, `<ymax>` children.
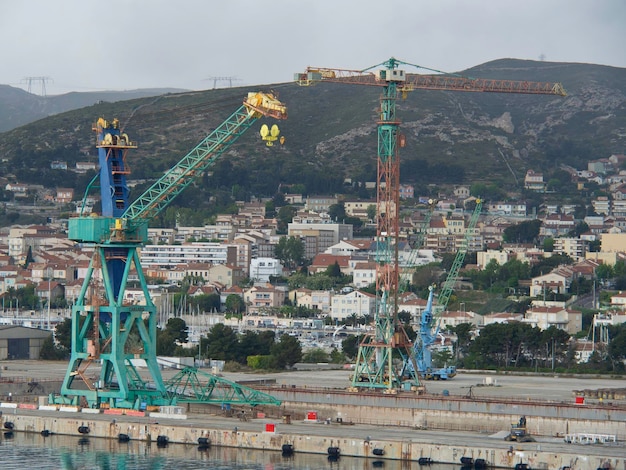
<box><xmin>0</xmin><ymin>86</ymin><xmax>189</xmax><ymax>133</ymax></box>
<box><xmin>0</xmin><ymin>59</ymin><xmax>624</xmax><ymax>214</ymax></box>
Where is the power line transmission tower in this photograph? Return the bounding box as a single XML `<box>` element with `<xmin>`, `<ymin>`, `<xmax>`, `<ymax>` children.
<box><xmin>204</xmin><ymin>76</ymin><xmax>241</xmax><ymax>89</ymax></box>
<box><xmin>21</xmin><ymin>76</ymin><xmax>52</xmax><ymax>96</ymax></box>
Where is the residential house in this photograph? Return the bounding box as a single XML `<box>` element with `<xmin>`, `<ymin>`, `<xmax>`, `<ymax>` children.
<box><xmin>541</xmin><ymin>214</ymin><xmax>576</xmax><ymax>237</ymax></box>
<box><xmin>352</xmin><ymin>261</ymin><xmax>377</xmax><ymax>288</ymax></box>
<box><xmin>324</xmin><ymin>239</ymin><xmax>372</xmax><ymax>257</ymax></box>
<box><xmin>482</xmin><ymin>312</ymin><xmax>524</xmax><ymax>326</ymax></box>
<box><xmin>244</xmin><ymin>284</ymin><xmax>286</xmax><ymax>314</ymax></box>
<box><xmin>487</xmin><ymin>202</ymin><xmax>527</xmax><ymax>217</ymax></box>
<box><xmin>220</xmin><ymin>285</ymin><xmax>245</xmax><ymax>310</ymax></box>
<box><xmin>55</xmin><ymin>188</ymin><xmax>74</xmax><ymax>204</ymax></box>
<box><xmin>329</xmin><ymin>290</ymin><xmax>376</xmax><ymax>321</ymax></box>
<box><xmin>524</xmin><ymin>306</ymin><xmax>582</xmax><ymax>334</ymax></box>
<box><xmin>438</xmin><ymin>310</ymin><xmax>482</xmax><ymax>329</ymax></box>
<box><xmin>288</xmin><ymin>222</ymin><xmax>353</xmax><ymax>259</ymax></box>
<box><xmin>35</xmin><ymin>281</ymin><xmax>64</xmax><ymax>305</ymax></box>
<box><xmin>294</xmin><ymin>289</ymin><xmax>331</xmax><ymax>314</ymax></box>
<box><xmin>75</xmin><ymin>162</ymin><xmax>97</xmax><ymax>172</ymax></box>
<box><xmin>50</xmin><ymin>161</ymin><xmax>67</xmax><ymax>170</ymax></box>
<box><xmin>399</xmin><ymin>184</ymin><xmax>414</xmax><ymax>200</ymax></box>
<box><xmin>477</xmin><ymin>250</ymin><xmax>510</xmax><ymax>269</ymax></box>
<box><xmin>249</xmin><ymin>257</ymin><xmax>283</xmax><ymax>283</ymax></box>
<box><xmin>611</xmin><ymin>292</ymin><xmax>626</xmax><ymax>309</ymax></box>
<box><xmin>530</xmin><ymin>266</ymin><xmax>575</xmax><ymax>297</ymax></box>
<box><xmin>205</xmin><ymin>263</ymin><xmax>245</xmax><ymax>288</ymax></box>
<box><xmin>524</xmin><ymin>170</ymin><xmax>546</xmax><ymax>192</ymax></box>
<box><xmin>453</xmin><ymin>186</ymin><xmax>470</xmax><ymax>199</ymax></box>
<box><xmin>344</xmin><ymin>199</ymin><xmax>377</xmax><ymax>221</ymax></box>
<box><xmin>305</xmin><ymin>195</ymin><xmax>338</xmax><ymax>213</ymax></box>
<box><xmin>308</xmin><ymin>254</ymin><xmax>351</xmax><ymax>275</ymax></box>
<box><xmin>592</xmin><ymin>196</ymin><xmax>610</xmax><ymax>215</ymax></box>
<box><xmin>601</xmin><ymin>233</ymin><xmax>626</xmax><ymax>252</ymax></box>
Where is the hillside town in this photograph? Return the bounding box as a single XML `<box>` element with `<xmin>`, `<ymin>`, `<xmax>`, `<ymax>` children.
<box><xmin>1</xmin><ymin>153</ymin><xmax>626</xmax><ymax>366</ymax></box>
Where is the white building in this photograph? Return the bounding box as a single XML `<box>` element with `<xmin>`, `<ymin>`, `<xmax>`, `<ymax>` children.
<box><xmin>249</xmin><ymin>257</ymin><xmax>283</xmax><ymax>283</ymax></box>
<box><xmin>140</xmin><ymin>242</ymin><xmax>236</xmax><ymax>268</ymax></box>
<box><xmin>330</xmin><ymin>290</ymin><xmax>376</xmax><ymax>321</ymax></box>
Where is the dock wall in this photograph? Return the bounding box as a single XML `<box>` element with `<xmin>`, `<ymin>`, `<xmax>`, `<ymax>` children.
<box><xmin>260</xmin><ymin>387</ymin><xmax>626</xmax><ymax>438</ymax></box>
<box><xmin>0</xmin><ymin>411</ymin><xmax>622</xmax><ymax>470</ymax></box>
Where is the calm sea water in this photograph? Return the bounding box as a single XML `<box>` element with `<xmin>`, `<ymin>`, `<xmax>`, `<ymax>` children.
<box><xmin>0</xmin><ymin>431</ymin><xmax>461</xmax><ymax>470</ymax></box>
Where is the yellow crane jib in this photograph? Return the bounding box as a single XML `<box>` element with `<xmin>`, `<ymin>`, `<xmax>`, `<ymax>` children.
<box><xmin>244</xmin><ymin>92</ymin><xmax>287</xmax><ymax>120</ymax></box>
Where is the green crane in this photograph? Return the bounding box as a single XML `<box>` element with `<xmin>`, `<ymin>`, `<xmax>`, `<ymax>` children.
<box><xmin>52</xmin><ymin>92</ymin><xmax>287</xmax><ymax>410</ymax></box>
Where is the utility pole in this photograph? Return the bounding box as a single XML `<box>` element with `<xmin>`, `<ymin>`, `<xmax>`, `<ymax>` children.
<box><xmin>204</xmin><ymin>76</ymin><xmax>241</xmax><ymax>89</ymax></box>
<box><xmin>21</xmin><ymin>76</ymin><xmax>52</xmax><ymax>96</ymax></box>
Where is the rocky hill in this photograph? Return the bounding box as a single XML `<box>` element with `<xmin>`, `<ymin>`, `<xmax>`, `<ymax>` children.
<box><xmin>0</xmin><ymin>59</ymin><xmax>624</xmax><ymax>209</ymax></box>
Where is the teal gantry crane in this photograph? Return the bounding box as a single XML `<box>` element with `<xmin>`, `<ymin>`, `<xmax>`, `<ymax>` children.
<box><xmin>52</xmin><ymin>92</ymin><xmax>287</xmax><ymax>409</ymax></box>
<box><xmin>295</xmin><ymin>58</ymin><xmax>565</xmax><ymax>392</ymax></box>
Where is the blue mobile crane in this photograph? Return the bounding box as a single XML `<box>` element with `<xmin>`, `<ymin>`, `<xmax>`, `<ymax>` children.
<box><xmin>404</xmin><ymin>200</ymin><xmax>482</xmax><ymax>380</ymax></box>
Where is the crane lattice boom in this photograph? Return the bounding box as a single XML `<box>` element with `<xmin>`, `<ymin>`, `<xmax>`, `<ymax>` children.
<box><xmin>296</xmin><ymin>65</ymin><xmax>566</xmax><ymax>96</ymax></box>
<box><xmin>123</xmin><ymin>92</ymin><xmax>286</xmax><ymax>228</ymax></box>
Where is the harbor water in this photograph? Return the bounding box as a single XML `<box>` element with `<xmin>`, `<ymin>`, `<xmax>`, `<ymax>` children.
<box><xmin>0</xmin><ymin>431</ymin><xmax>459</xmax><ymax>470</ymax></box>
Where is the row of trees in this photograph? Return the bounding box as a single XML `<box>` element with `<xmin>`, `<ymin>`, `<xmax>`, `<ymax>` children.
<box><xmin>41</xmin><ymin>318</ymin><xmax>304</xmax><ymax>371</ymax></box>
<box><xmin>42</xmin><ymin>314</ymin><xmax>626</xmax><ymax>375</ymax></box>
<box><xmin>452</xmin><ymin>321</ymin><xmax>626</xmax><ymax>373</ymax></box>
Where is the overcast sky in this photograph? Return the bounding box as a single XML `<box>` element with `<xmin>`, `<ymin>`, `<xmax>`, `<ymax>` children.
<box><xmin>2</xmin><ymin>0</ymin><xmax>625</xmax><ymax>95</ymax></box>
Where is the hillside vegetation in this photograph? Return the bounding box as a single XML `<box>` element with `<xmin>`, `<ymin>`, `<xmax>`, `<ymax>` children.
<box><xmin>0</xmin><ymin>59</ymin><xmax>624</xmax><ymax>217</ymax></box>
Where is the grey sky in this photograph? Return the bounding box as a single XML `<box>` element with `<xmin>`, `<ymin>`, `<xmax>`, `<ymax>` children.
<box><xmin>2</xmin><ymin>0</ymin><xmax>625</xmax><ymax>95</ymax></box>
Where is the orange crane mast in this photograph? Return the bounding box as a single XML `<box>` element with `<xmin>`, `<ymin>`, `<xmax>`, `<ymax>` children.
<box><xmin>295</xmin><ymin>57</ymin><xmax>566</xmax><ymax>392</ymax></box>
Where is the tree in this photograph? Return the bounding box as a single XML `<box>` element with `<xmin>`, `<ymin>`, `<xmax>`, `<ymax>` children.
<box><xmin>503</xmin><ymin>220</ymin><xmax>542</xmax><ymax>244</ymax></box>
<box><xmin>302</xmin><ymin>348</ymin><xmax>329</xmax><ymax>363</ymax></box>
<box><xmin>607</xmin><ymin>325</ymin><xmax>626</xmax><ymax>372</ymax></box>
<box><xmin>165</xmin><ymin>317</ymin><xmax>188</xmax><ymax>343</ymax></box>
<box><xmin>204</xmin><ymin>324</ymin><xmax>240</xmax><ymax>361</ymax></box>
<box><xmin>270</xmin><ymin>334</ymin><xmax>302</xmax><ymax>369</ymax></box>
<box><xmin>277</xmin><ymin>205</ymin><xmax>297</xmax><ymax>233</ymax></box>
<box><xmin>39</xmin><ymin>334</ymin><xmax>68</xmax><ymax>360</ymax></box>
<box><xmin>225</xmin><ymin>294</ymin><xmax>246</xmax><ymax>314</ymax></box>
<box><xmin>190</xmin><ymin>293</ymin><xmax>220</xmax><ymax>313</ymax></box>
<box><xmin>325</xmin><ymin>261</ymin><xmax>342</xmax><ymax>278</ymax></box>
<box><xmin>328</xmin><ymin>202</ymin><xmax>346</xmax><ymax>222</ymax></box>
<box><xmin>54</xmin><ymin>318</ymin><xmax>74</xmax><ymax>351</ymax></box>
<box><xmin>568</xmin><ymin>221</ymin><xmax>589</xmax><ymax>238</ymax></box>
<box><xmin>341</xmin><ymin>335</ymin><xmax>361</xmax><ymax>360</ymax></box>
<box><xmin>274</xmin><ymin>236</ymin><xmax>305</xmax><ymax>269</ymax></box>
<box><xmin>543</xmin><ymin>237</ymin><xmax>554</xmax><ymax>252</ymax></box>
<box><xmin>237</xmin><ymin>330</ymin><xmax>274</xmax><ymax>364</ymax></box>
<box><xmin>452</xmin><ymin>323</ymin><xmax>474</xmax><ymax>364</ymax></box>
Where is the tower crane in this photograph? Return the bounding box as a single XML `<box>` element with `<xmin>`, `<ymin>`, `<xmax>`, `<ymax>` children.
<box><xmin>295</xmin><ymin>58</ymin><xmax>565</xmax><ymax>392</ymax></box>
<box><xmin>53</xmin><ymin>92</ymin><xmax>286</xmax><ymax>410</ymax></box>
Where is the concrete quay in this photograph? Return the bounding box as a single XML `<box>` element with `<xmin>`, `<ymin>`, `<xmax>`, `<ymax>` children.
<box><xmin>1</xmin><ymin>399</ymin><xmax>624</xmax><ymax>470</ymax></box>
<box><xmin>1</xmin><ymin>362</ymin><xmax>625</xmax><ymax>469</ymax></box>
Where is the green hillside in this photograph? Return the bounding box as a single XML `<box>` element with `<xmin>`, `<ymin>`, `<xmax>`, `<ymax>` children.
<box><xmin>0</xmin><ymin>59</ymin><xmax>624</xmax><ymax>220</ymax></box>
